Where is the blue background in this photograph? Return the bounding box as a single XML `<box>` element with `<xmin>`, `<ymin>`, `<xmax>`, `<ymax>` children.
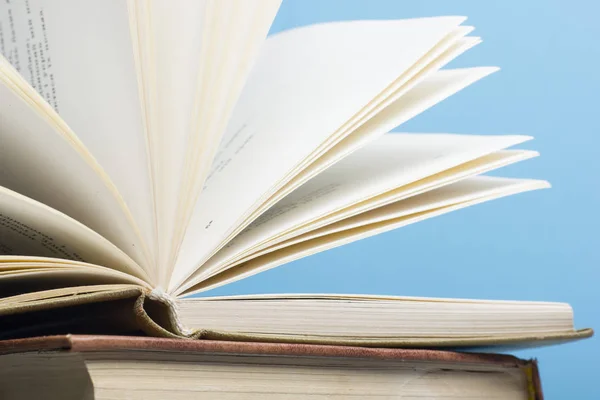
<box><xmin>202</xmin><ymin>1</ymin><xmax>600</xmax><ymax>398</ymax></box>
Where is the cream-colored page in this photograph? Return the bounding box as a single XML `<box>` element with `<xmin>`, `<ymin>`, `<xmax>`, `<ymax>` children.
<box><xmin>0</xmin><ymin>185</ymin><xmax>147</xmax><ymax>280</ymax></box>
<box><xmin>215</xmin><ymin>66</ymin><xmax>500</xmax><ymax>262</ymax></box>
<box><xmin>0</xmin><ymin>78</ymin><xmax>150</xmax><ymax>270</ymax></box>
<box><xmin>287</xmin><ymin>67</ymin><xmax>500</xmax><ymax>189</ymax></box>
<box><xmin>148</xmin><ymin>0</ymin><xmax>280</xmax><ymax>283</ymax></box>
<box><xmin>293</xmin><ymin>33</ymin><xmax>479</xmax><ymax>170</ymax></box>
<box><xmin>182</xmin><ymin>177</ymin><xmax>548</xmax><ymax>294</ymax></box>
<box><xmin>176</xmin><ymin>150</ymin><xmax>537</xmax><ymax>294</ymax></box>
<box><xmin>320</xmin><ymin>176</ymin><xmax>549</xmax><ymax>233</ymax></box>
<box><xmin>0</xmin><ymin>283</ymin><xmax>146</xmax><ymax>305</ymax></box>
<box><xmin>147</xmin><ymin>0</ymin><xmax>208</xmax><ymax>276</ymax></box>
<box><xmin>0</xmin><ymin>1</ymin><xmax>156</xmax><ymax>258</ymax></box>
<box><xmin>0</xmin><ymin>260</ymin><xmax>150</xmax><ymax>296</ymax></box>
<box><xmin>170</xmin><ymin>17</ymin><xmax>466</xmax><ymax>290</ymax></box>
<box><xmin>173</xmin><ymin>0</ymin><xmax>282</xmax><ymax>253</ymax></box>
<box><xmin>281</xmin><ymin>150</ymin><xmax>539</xmax><ymax>246</ymax></box>
<box><xmin>196</xmin><ymin>29</ymin><xmax>481</xmax><ymax>242</ymax></box>
<box><xmin>177</xmin><ymin>150</ymin><xmax>537</xmax><ymax>293</ymax></box>
<box><xmin>199</xmin><ymin>133</ymin><xmax>531</xmax><ymax>276</ymax></box>
<box><xmin>177</xmin><ymin>294</ymin><xmax>572</xmax><ymax>337</ymax></box>
<box><xmin>181</xmin><ymin>292</ymin><xmax>564</xmax><ymax>305</ymax></box>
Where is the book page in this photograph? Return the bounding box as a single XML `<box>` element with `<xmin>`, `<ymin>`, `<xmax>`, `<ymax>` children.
<box><xmin>220</xmin><ymin>67</ymin><xmax>499</xmax><ymax>263</ymax></box>
<box><xmin>278</xmin><ymin>67</ymin><xmax>499</xmax><ymax>197</ymax></box>
<box><xmin>0</xmin><ymin>76</ymin><xmax>151</xmax><ymax>272</ymax></box>
<box><xmin>195</xmin><ymin>30</ymin><xmax>480</xmax><ymax>236</ymax></box>
<box><xmin>147</xmin><ymin>0</ymin><xmax>280</xmax><ymax>285</ymax></box>
<box><xmin>321</xmin><ymin>176</ymin><xmax>549</xmax><ymax>234</ymax></box>
<box><xmin>283</xmin><ymin>150</ymin><xmax>538</xmax><ymax>246</ymax></box>
<box><xmin>177</xmin><ymin>150</ymin><xmax>537</xmax><ymax>293</ymax></box>
<box><xmin>0</xmin><ymin>282</ymin><xmax>144</xmax><ymax>305</ymax></box>
<box><xmin>181</xmin><ymin>177</ymin><xmax>548</xmax><ymax>294</ymax></box>
<box><xmin>0</xmin><ymin>185</ymin><xmax>147</xmax><ymax>281</ymax></box>
<box><xmin>178</xmin><ymin>288</ymin><xmax>572</xmax><ymax>338</ymax></box>
<box><xmin>0</xmin><ymin>1</ymin><xmax>156</xmax><ymax>259</ymax></box>
<box><xmin>0</xmin><ymin>259</ymin><xmax>149</xmax><ymax>298</ymax></box>
<box><xmin>196</xmin><ymin>134</ymin><xmax>531</xmax><ymax>279</ymax></box>
<box><xmin>170</xmin><ymin>17</ymin><xmax>466</xmax><ymax>291</ymax></box>
<box><xmin>144</xmin><ymin>0</ymin><xmax>207</xmax><ymax>275</ymax></box>
<box><xmin>293</xmin><ymin>33</ymin><xmax>479</xmax><ymax>170</ymax></box>
<box><xmin>181</xmin><ymin>292</ymin><xmax>561</xmax><ymax>304</ymax></box>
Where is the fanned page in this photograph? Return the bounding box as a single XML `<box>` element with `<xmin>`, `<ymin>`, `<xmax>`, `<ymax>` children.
<box><xmin>182</xmin><ymin>176</ymin><xmax>549</xmax><ymax>294</ymax></box>
<box><xmin>179</xmin><ymin>149</ymin><xmax>547</xmax><ymax>295</ymax></box>
<box><xmin>175</xmin><ymin>133</ymin><xmax>535</xmax><ymax>294</ymax></box>
<box><xmin>0</xmin><ymin>186</ymin><xmax>144</xmax><ymax>280</ymax></box>
<box><xmin>135</xmin><ymin>0</ymin><xmax>281</xmax><ymax>285</ymax></box>
<box><xmin>0</xmin><ymin>60</ymin><xmax>152</xmax><ymax>272</ymax></box>
<box><xmin>0</xmin><ymin>259</ymin><xmax>149</xmax><ymax>299</ymax></box>
<box><xmin>270</xmin><ymin>67</ymin><xmax>499</xmax><ymax>202</ymax></box>
<box><xmin>0</xmin><ymin>1</ymin><xmax>281</xmax><ymax>286</ymax></box>
<box><xmin>170</xmin><ymin>17</ymin><xmax>475</xmax><ymax>290</ymax></box>
<box><xmin>0</xmin><ymin>1</ymin><xmax>156</xmax><ymax>269</ymax></box>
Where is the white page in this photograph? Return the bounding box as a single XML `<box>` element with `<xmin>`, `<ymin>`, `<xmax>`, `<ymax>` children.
<box><xmin>170</xmin><ymin>17</ymin><xmax>466</xmax><ymax>291</ymax></box>
<box><xmin>146</xmin><ymin>0</ymin><xmax>207</xmax><ymax>276</ymax></box>
<box><xmin>0</xmin><ymin>1</ymin><xmax>156</xmax><ymax>260</ymax></box>
<box><xmin>198</xmin><ymin>134</ymin><xmax>531</xmax><ymax>277</ymax></box>
<box><xmin>175</xmin><ymin>0</ymin><xmax>282</xmax><ymax>225</ymax></box>
<box><xmin>294</xmin><ymin>33</ymin><xmax>479</xmax><ymax>170</ymax></box>
<box><xmin>180</xmin><ymin>150</ymin><xmax>537</xmax><ymax>292</ymax></box>
<box><xmin>324</xmin><ymin>176</ymin><xmax>549</xmax><ymax>232</ymax></box>
<box><xmin>257</xmin><ymin>158</ymin><xmax>541</xmax><ymax>257</ymax></box>
<box><xmin>148</xmin><ymin>0</ymin><xmax>280</xmax><ymax>285</ymax></box>
<box><xmin>0</xmin><ymin>75</ymin><xmax>150</xmax><ymax>272</ymax></box>
<box><xmin>176</xmin><ymin>149</ymin><xmax>536</xmax><ymax>295</ymax></box>
<box><xmin>292</xmin><ymin>150</ymin><xmax>538</xmax><ymax>242</ymax></box>
<box><xmin>224</xmin><ymin>66</ymin><xmax>500</xmax><ymax>255</ymax></box>
<box><xmin>176</xmin><ymin>66</ymin><xmax>504</xmax><ymax>292</ymax></box>
<box><xmin>207</xmin><ymin>30</ymin><xmax>480</xmax><ymax>226</ymax></box>
<box><xmin>182</xmin><ymin>177</ymin><xmax>548</xmax><ymax>295</ymax></box>
<box><xmin>287</xmin><ymin>67</ymin><xmax>500</xmax><ymax>191</ymax></box>
<box><xmin>0</xmin><ymin>185</ymin><xmax>147</xmax><ymax>281</ymax></box>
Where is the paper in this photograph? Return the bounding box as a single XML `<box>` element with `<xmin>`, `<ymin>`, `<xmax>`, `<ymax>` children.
<box><xmin>215</xmin><ymin>67</ymin><xmax>500</xmax><ymax>268</ymax></box>
<box><xmin>182</xmin><ymin>177</ymin><xmax>548</xmax><ymax>294</ymax></box>
<box><xmin>0</xmin><ymin>185</ymin><xmax>147</xmax><ymax>280</ymax></box>
<box><xmin>147</xmin><ymin>0</ymin><xmax>280</xmax><ymax>286</ymax></box>
<box><xmin>0</xmin><ymin>76</ymin><xmax>150</xmax><ymax>270</ymax></box>
<box><xmin>170</xmin><ymin>17</ymin><xmax>466</xmax><ymax>290</ymax></box>
<box><xmin>196</xmin><ymin>134</ymin><xmax>531</xmax><ymax>280</ymax></box>
<box><xmin>0</xmin><ymin>0</ymin><xmax>156</xmax><ymax>258</ymax></box>
<box><xmin>0</xmin><ymin>260</ymin><xmax>149</xmax><ymax>297</ymax></box>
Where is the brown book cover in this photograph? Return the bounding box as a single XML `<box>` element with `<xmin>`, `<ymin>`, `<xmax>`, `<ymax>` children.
<box><xmin>0</xmin><ymin>334</ymin><xmax>545</xmax><ymax>400</ymax></box>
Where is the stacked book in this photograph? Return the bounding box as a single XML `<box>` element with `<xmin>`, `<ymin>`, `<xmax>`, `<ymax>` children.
<box><xmin>0</xmin><ymin>1</ymin><xmax>592</xmax><ymax>398</ymax></box>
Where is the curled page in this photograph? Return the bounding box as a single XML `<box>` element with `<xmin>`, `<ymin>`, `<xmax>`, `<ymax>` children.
<box><xmin>0</xmin><ymin>68</ymin><xmax>151</xmax><ymax>272</ymax></box>
<box><xmin>171</xmin><ymin>17</ymin><xmax>467</xmax><ymax>291</ymax></box>
<box><xmin>182</xmin><ymin>177</ymin><xmax>549</xmax><ymax>294</ymax></box>
<box><xmin>0</xmin><ymin>1</ymin><xmax>156</xmax><ymax>264</ymax></box>
<box><xmin>0</xmin><ymin>185</ymin><xmax>146</xmax><ymax>280</ymax></box>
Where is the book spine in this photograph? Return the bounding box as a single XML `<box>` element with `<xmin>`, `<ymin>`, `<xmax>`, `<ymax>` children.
<box><xmin>523</xmin><ymin>359</ymin><xmax>544</xmax><ymax>400</ymax></box>
<box><xmin>146</xmin><ymin>287</ymin><xmax>194</xmax><ymax>336</ymax></box>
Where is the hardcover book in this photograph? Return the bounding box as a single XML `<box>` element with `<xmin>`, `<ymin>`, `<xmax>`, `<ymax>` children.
<box><xmin>0</xmin><ymin>335</ymin><xmax>545</xmax><ymax>400</ymax></box>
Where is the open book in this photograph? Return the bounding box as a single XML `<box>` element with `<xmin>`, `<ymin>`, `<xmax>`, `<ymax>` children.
<box><xmin>0</xmin><ymin>1</ymin><xmax>592</xmax><ymax>346</ymax></box>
